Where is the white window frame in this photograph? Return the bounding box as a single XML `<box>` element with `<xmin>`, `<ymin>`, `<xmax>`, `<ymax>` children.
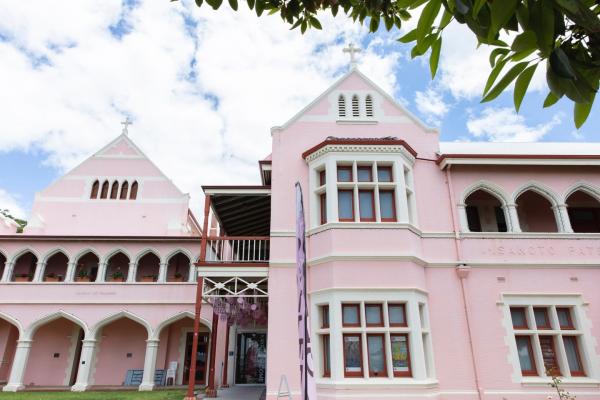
<box><xmin>500</xmin><ymin>294</ymin><xmax>600</xmax><ymax>385</ymax></box>
<box><xmin>311</xmin><ymin>289</ymin><xmax>437</xmax><ymax>388</ymax></box>
<box><xmin>308</xmin><ymin>150</ymin><xmax>417</xmax><ymax>230</ymax></box>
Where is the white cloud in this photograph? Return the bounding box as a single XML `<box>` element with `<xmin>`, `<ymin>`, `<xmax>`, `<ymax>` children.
<box><xmin>0</xmin><ymin>189</ymin><xmax>26</xmax><ymax>219</ymax></box>
<box><xmin>466</xmin><ymin>107</ymin><xmax>562</xmax><ymax>142</ymax></box>
<box><xmin>0</xmin><ymin>1</ymin><xmax>400</xmax><ymax>214</ymax></box>
<box><xmin>414</xmin><ymin>88</ymin><xmax>449</xmax><ymax>125</ymax></box>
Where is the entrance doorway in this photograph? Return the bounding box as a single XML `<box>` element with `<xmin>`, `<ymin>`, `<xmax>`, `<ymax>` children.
<box><xmin>235</xmin><ymin>332</ymin><xmax>267</xmax><ymax>384</ymax></box>
<box><xmin>183</xmin><ymin>332</ymin><xmax>209</xmax><ymax>385</ymax></box>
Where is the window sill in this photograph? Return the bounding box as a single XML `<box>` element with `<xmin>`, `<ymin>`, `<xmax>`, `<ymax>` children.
<box><xmin>316</xmin><ymin>378</ymin><xmax>438</xmax><ymax>389</ymax></box>
<box><xmin>336</xmin><ymin>119</ymin><xmax>378</xmax><ymax>125</ymax></box>
<box><xmin>308</xmin><ymin>222</ymin><xmax>418</xmax><ymax>236</ymax></box>
<box><xmin>520</xmin><ymin>377</ymin><xmax>600</xmax><ymax>388</ymax></box>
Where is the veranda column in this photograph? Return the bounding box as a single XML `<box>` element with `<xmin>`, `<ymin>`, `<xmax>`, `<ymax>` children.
<box><xmin>205</xmin><ymin>312</ymin><xmax>219</xmax><ymax>397</ymax></box>
<box><xmin>188</xmin><ymin>262</ymin><xmax>196</xmax><ymax>283</ymax></box>
<box><xmin>127</xmin><ymin>262</ymin><xmax>136</xmax><ymax>283</ymax></box>
<box><xmin>71</xmin><ymin>339</ymin><xmax>98</xmax><ymax>391</ymax></box>
<box><xmin>1</xmin><ymin>261</ymin><xmax>13</xmax><ymax>282</ymax></box>
<box><xmin>157</xmin><ymin>262</ymin><xmax>167</xmax><ymax>283</ymax></box>
<box><xmin>95</xmin><ymin>262</ymin><xmax>107</xmax><ymax>282</ymax></box>
<box><xmin>65</xmin><ymin>261</ymin><xmax>77</xmax><ymax>283</ymax></box>
<box><xmin>556</xmin><ymin>204</ymin><xmax>573</xmax><ymax>233</ymax></box>
<box><xmin>506</xmin><ymin>204</ymin><xmax>521</xmax><ymax>232</ymax></box>
<box><xmin>2</xmin><ymin>340</ymin><xmax>33</xmax><ymax>392</ymax></box>
<box><xmin>139</xmin><ymin>339</ymin><xmax>160</xmax><ymax>391</ymax></box>
<box><xmin>33</xmin><ymin>261</ymin><xmax>45</xmax><ymax>282</ymax></box>
<box><xmin>457</xmin><ymin>204</ymin><xmax>469</xmax><ymax>232</ymax></box>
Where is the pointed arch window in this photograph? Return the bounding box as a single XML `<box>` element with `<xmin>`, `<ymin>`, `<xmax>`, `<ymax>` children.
<box><xmin>338</xmin><ymin>95</ymin><xmax>347</xmax><ymax>118</ymax></box>
<box><xmin>365</xmin><ymin>95</ymin><xmax>374</xmax><ymax>117</ymax></box>
<box><xmin>90</xmin><ymin>180</ymin><xmax>99</xmax><ymax>199</ymax></box>
<box><xmin>120</xmin><ymin>181</ymin><xmax>129</xmax><ymax>200</ymax></box>
<box><xmin>352</xmin><ymin>95</ymin><xmax>360</xmax><ymax>117</ymax></box>
<box><xmin>100</xmin><ymin>181</ymin><xmax>109</xmax><ymax>199</ymax></box>
<box><xmin>130</xmin><ymin>181</ymin><xmax>138</xmax><ymax>200</ymax></box>
<box><xmin>110</xmin><ymin>181</ymin><xmax>119</xmax><ymax>199</ymax></box>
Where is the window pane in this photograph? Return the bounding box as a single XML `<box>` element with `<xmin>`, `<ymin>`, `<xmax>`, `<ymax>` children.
<box><xmin>557</xmin><ymin>308</ymin><xmax>573</xmax><ymax>329</ymax></box>
<box><xmin>367</xmin><ymin>335</ymin><xmax>386</xmax><ymax>376</ymax></box>
<box><xmin>388</xmin><ymin>304</ymin><xmax>406</xmax><ymax>326</ymax></box>
<box><xmin>321</xmin><ymin>305</ymin><xmax>329</xmax><ymax>328</ymax></box>
<box><xmin>380</xmin><ymin>191</ymin><xmax>395</xmax><ymax>221</ymax></box>
<box><xmin>534</xmin><ymin>308</ymin><xmax>550</xmax><ymax>329</ymax></box>
<box><xmin>319</xmin><ymin>170</ymin><xmax>326</xmax><ymax>186</ymax></box>
<box><xmin>342</xmin><ymin>304</ymin><xmax>360</xmax><ymax>326</ymax></box>
<box><xmin>563</xmin><ymin>336</ymin><xmax>584</xmax><ymax>375</ymax></box>
<box><xmin>516</xmin><ymin>336</ymin><xmax>536</xmax><ymax>374</ymax></box>
<box><xmin>322</xmin><ymin>335</ymin><xmax>331</xmax><ymax>376</ymax></box>
<box><xmin>391</xmin><ymin>335</ymin><xmax>410</xmax><ymax>376</ymax></box>
<box><xmin>511</xmin><ymin>307</ymin><xmax>528</xmax><ymax>329</ymax></box>
<box><xmin>338</xmin><ymin>191</ymin><xmax>354</xmax><ymax>221</ymax></box>
<box><xmin>337</xmin><ymin>167</ymin><xmax>352</xmax><ymax>182</ymax></box>
<box><xmin>357</xmin><ymin>167</ymin><xmax>372</xmax><ymax>182</ymax></box>
<box><xmin>359</xmin><ymin>190</ymin><xmax>374</xmax><ymax>221</ymax></box>
<box><xmin>539</xmin><ymin>335</ymin><xmax>561</xmax><ymax>376</ymax></box>
<box><xmin>466</xmin><ymin>206</ymin><xmax>482</xmax><ymax>232</ymax></box>
<box><xmin>365</xmin><ymin>305</ymin><xmax>382</xmax><ymax>326</ymax></box>
<box><xmin>320</xmin><ymin>193</ymin><xmax>327</xmax><ymax>225</ymax></box>
<box><xmin>343</xmin><ymin>335</ymin><xmax>362</xmax><ymax>375</ymax></box>
<box><xmin>377</xmin><ymin>167</ymin><xmax>392</xmax><ymax>182</ymax></box>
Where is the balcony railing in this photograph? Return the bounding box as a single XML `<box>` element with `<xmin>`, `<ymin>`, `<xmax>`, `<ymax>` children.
<box><xmin>203</xmin><ymin>236</ymin><xmax>270</xmax><ymax>264</ymax></box>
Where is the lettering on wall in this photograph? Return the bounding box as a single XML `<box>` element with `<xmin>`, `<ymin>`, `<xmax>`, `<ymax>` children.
<box><xmin>482</xmin><ymin>245</ymin><xmax>600</xmax><ymax>257</ymax></box>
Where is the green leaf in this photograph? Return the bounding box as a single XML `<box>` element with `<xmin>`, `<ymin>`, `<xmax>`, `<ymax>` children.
<box><xmin>228</xmin><ymin>0</ymin><xmax>238</xmax><ymax>10</ymax></box>
<box><xmin>574</xmin><ymin>95</ymin><xmax>595</xmax><ymax>129</ymax></box>
<box><xmin>195</xmin><ymin>0</ymin><xmax>203</xmax><ymax>7</ymax></box>
<box><xmin>206</xmin><ymin>0</ymin><xmax>223</xmax><ymax>9</ymax></box>
<box><xmin>530</xmin><ymin>0</ymin><xmax>555</xmax><ymax>56</ymax></box>
<box><xmin>439</xmin><ymin>9</ymin><xmax>453</xmax><ymax>29</ymax></box>
<box><xmin>370</xmin><ymin>15</ymin><xmax>380</xmax><ymax>32</ymax></box>
<box><xmin>247</xmin><ymin>0</ymin><xmax>255</xmax><ymax>9</ymax></box>
<box><xmin>510</xmin><ymin>48</ymin><xmax>536</xmax><ymax>62</ymax></box>
<box><xmin>482</xmin><ymin>61</ymin><xmax>530</xmax><ymax>102</ymax></box>
<box><xmin>455</xmin><ymin>0</ymin><xmax>470</xmax><ymax>15</ymax></box>
<box><xmin>331</xmin><ymin>4</ymin><xmax>339</xmax><ymax>17</ymax></box>
<box><xmin>484</xmin><ymin>57</ymin><xmax>509</xmax><ymax>95</ymax></box>
<box><xmin>310</xmin><ymin>16</ymin><xmax>322</xmax><ymax>29</ymax></box>
<box><xmin>514</xmin><ymin>63</ymin><xmax>538</xmax><ymax>112</ymax></box>
<box><xmin>384</xmin><ymin>15</ymin><xmax>394</xmax><ymax>31</ymax></box>
<box><xmin>543</xmin><ymin>92</ymin><xmax>561</xmax><ymax>107</ymax></box>
<box><xmin>411</xmin><ymin>34</ymin><xmax>435</xmax><ymax>58</ymax></box>
<box><xmin>488</xmin><ymin>0</ymin><xmax>518</xmax><ymax>40</ymax></box>
<box><xmin>430</xmin><ymin>37</ymin><xmax>442</xmax><ymax>78</ymax></box>
<box><xmin>416</xmin><ymin>0</ymin><xmax>441</xmax><ymax>43</ymax></box>
<box><xmin>489</xmin><ymin>48</ymin><xmax>509</xmax><ymax>67</ymax></box>
<box><xmin>301</xmin><ymin>19</ymin><xmax>307</xmax><ymax>33</ymax></box>
<box><xmin>472</xmin><ymin>0</ymin><xmax>486</xmax><ymax>17</ymax></box>
<box><xmin>511</xmin><ymin>31</ymin><xmax>537</xmax><ymax>53</ymax></box>
<box><xmin>398</xmin><ymin>28</ymin><xmax>417</xmax><ymax>43</ymax></box>
<box><xmin>549</xmin><ymin>48</ymin><xmax>576</xmax><ymax>79</ymax></box>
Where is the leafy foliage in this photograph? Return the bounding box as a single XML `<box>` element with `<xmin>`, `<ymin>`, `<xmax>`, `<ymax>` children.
<box><xmin>0</xmin><ymin>209</ymin><xmax>26</xmax><ymax>233</ymax></box>
<box><xmin>182</xmin><ymin>0</ymin><xmax>600</xmax><ymax>128</ymax></box>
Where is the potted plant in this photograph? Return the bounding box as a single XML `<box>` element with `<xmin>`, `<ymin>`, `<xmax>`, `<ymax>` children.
<box><xmin>75</xmin><ymin>269</ymin><xmax>91</xmax><ymax>282</ymax></box>
<box><xmin>172</xmin><ymin>272</ymin><xmax>184</xmax><ymax>282</ymax></box>
<box><xmin>111</xmin><ymin>269</ymin><xmax>125</xmax><ymax>282</ymax></box>
<box><xmin>14</xmin><ymin>273</ymin><xmax>31</xmax><ymax>282</ymax></box>
<box><xmin>44</xmin><ymin>272</ymin><xmax>61</xmax><ymax>282</ymax></box>
<box><xmin>141</xmin><ymin>274</ymin><xmax>157</xmax><ymax>283</ymax></box>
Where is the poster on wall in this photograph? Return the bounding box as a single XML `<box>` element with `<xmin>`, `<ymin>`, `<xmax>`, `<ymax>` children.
<box><xmin>391</xmin><ymin>335</ymin><xmax>410</xmax><ymax>374</ymax></box>
<box><xmin>295</xmin><ymin>183</ymin><xmax>317</xmax><ymax>400</ymax></box>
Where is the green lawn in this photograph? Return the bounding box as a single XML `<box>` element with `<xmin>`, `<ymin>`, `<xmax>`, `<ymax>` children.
<box><xmin>0</xmin><ymin>390</ymin><xmax>187</xmax><ymax>400</ymax></box>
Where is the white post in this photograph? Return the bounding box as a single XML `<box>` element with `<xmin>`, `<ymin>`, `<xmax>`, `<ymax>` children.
<box><xmin>188</xmin><ymin>262</ymin><xmax>196</xmax><ymax>283</ymax></box>
<box><xmin>71</xmin><ymin>339</ymin><xmax>98</xmax><ymax>391</ymax></box>
<box><xmin>506</xmin><ymin>204</ymin><xmax>521</xmax><ymax>233</ymax></box>
<box><xmin>556</xmin><ymin>204</ymin><xmax>573</xmax><ymax>233</ymax></box>
<box><xmin>33</xmin><ymin>261</ymin><xmax>45</xmax><ymax>282</ymax></box>
<box><xmin>95</xmin><ymin>262</ymin><xmax>107</xmax><ymax>283</ymax></box>
<box><xmin>325</xmin><ymin>158</ymin><xmax>338</xmax><ymax>223</ymax></box>
<box><xmin>394</xmin><ymin>162</ymin><xmax>409</xmax><ymax>223</ymax></box>
<box><xmin>1</xmin><ymin>261</ymin><xmax>13</xmax><ymax>282</ymax></box>
<box><xmin>2</xmin><ymin>340</ymin><xmax>33</xmax><ymax>392</ymax></box>
<box><xmin>457</xmin><ymin>204</ymin><xmax>469</xmax><ymax>232</ymax></box>
<box><xmin>407</xmin><ymin>301</ymin><xmax>427</xmax><ymax>380</ymax></box>
<box><xmin>127</xmin><ymin>262</ymin><xmax>136</xmax><ymax>283</ymax></box>
<box><xmin>65</xmin><ymin>261</ymin><xmax>76</xmax><ymax>283</ymax></box>
<box><xmin>139</xmin><ymin>339</ymin><xmax>160</xmax><ymax>391</ymax></box>
<box><xmin>158</xmin><ymin>262</ymin><xmax>167</xmax><ymax>283</ymax></box>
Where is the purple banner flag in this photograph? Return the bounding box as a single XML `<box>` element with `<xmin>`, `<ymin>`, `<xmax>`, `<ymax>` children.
<box><xmin>295</xmin><ymin>183</ymin><xmax>317</xmax><ymax>400</ymax></box>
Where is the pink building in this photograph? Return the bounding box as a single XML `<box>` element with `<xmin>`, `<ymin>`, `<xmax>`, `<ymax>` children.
<box><xmin>2</xmin><ymin>67</ymin><xmax>600</xmax><ymax>399</ymax></box>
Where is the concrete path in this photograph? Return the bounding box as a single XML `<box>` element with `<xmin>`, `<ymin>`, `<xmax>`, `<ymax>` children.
<box><xmin>199</xmin><ymin>385</ymin><xmax>266</xmax><ymax>400</ymax></box>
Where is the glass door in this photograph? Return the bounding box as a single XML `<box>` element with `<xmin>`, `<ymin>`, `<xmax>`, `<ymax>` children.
<box><xmin>183</xmin><ymin>332</ymin><xmax>209</xmax><ymax>384</ymax></box>
<box><xmin>235</xmin><ymin>332</ymin><xmax>267</xmax><ymax>384</ymax></box>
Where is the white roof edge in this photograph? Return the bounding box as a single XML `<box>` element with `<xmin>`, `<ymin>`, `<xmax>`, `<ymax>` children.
<box><xmin>439</xmin><ymin>141</ymin><xmax>600</xmax><ymax>156</ymax></box>
<box><xmin>276</xmin><ymin>67</ymin><xmax>438</xmax><ymax>133</ymax></box>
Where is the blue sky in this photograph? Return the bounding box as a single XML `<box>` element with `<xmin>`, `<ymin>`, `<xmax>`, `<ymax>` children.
<box><xmin>0</xmin><ymin>0</ymin><xmax>598</xmax><ymax>218</ymax></box>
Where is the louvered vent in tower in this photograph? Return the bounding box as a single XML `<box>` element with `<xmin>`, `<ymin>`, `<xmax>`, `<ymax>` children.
<box><xmin>365</xmin><ymin>95</ymin><xmax>373</xmax><ymax>117</ymax></box>
<box><xmin>352</xmin><ymin>95</ymin><xmax>360</xmax><ymax>117</ymax></box>
<box><xmin>338</xmin><ymin>95</ymin><xmax>346</xmax><ymax>117</ymax></box>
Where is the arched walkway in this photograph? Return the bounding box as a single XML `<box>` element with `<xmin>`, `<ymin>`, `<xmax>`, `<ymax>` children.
<box><xmin>516</xmin><ymin>190</ymin><xmax>558</xmax><ymax>232</ymax></box>
<box><xmin>166</xmin><ymin>252</ymin><xmax>190</xmax><ymax>282</ymax></box>
<box><xmin>0</xmin><ymin>317</ymin><xmax>19</xmax><ymax>385</ymax></box>
<box><xmin>42</xmin><ymin>251</ymin><xmax>69</xmax><ymax>282</ymax></box>
<box><xmin>464</xmin><ymin>189</ymin><xmax>508</xmax><ymax>232</ymax></box>
<box><xmin>566</xmin><ymin>190</ymin><xmax>600</xmax><ymax>233</ymax></box>
<box><xmin>136</xmin><ymin>252</ymin><xmax>160</xmax><ymax>282</ymax></box>
<box><xmin>74</xmin><ymin>252</ymin><xmax>99</xmax><ymax>282</ymax></box>
<box><xmin>104</xmin><ymin>252</ymin><xmax>129</xmax><ymax>282</ymax></box>
<box><xmin>11</xmin><ymin>251</ymin><xmax>37</xmax><ymax>282</ymax></box>
<box><xmin>23</xmin><ymin>317</ymin><xmax>85</xmax><ymax>387</ymax></box>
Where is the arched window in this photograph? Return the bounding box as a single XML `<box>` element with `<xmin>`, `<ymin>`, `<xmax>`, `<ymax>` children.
<box><xmin>110</xmin><ymin>181</ymin><xmax>119</xmax><ymax>199</ymax></box>
<box><xmin>338</xmin><ymin>95</ymin><xmax>346</xmax><ymax>118</ymax></box>
<box><xmin>352</xmin><ymin>95</ymin><xmax>360</xmax><ymax>117</ymax></box>
<box><xmin>90</xmin><ymin>180</ymin><xmax>99</xmax><ymax>199</ymax></box>
<box><xmin>100</xmin><ymin>181</ymin><xmax>109</xmax><ymax>199</ymax></box>
<box><xmin>365</xmin><ymin>95</ymin><xmax>373</xmax><ymax>117</ymax></box>
<box><xmin>464</xmin><ymin>189</ymin><xmax>507</xmax><ymax>232</ymax></box>
<box><xmin>130</xmin><ymin>181</ymin><xmax>138</xmax><ymax>200</ymax></box>
<box><xmin>120</xmin><ymin>181</ymin><xmax>129</xmax><ymax>200</ymax></box>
